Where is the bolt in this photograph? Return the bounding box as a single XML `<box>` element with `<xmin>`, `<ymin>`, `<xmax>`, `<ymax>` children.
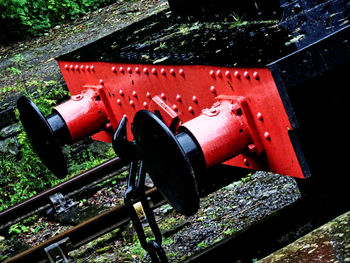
<box><xmin>86</xmin><ymin>65</ymin><xmax>90</xmax><ymax>71</ymax></box>
<box><xmin>244</xmin><ymin>158</ymin><xmax>249</xmax><ymax>166</ymax></box>
<box><xmin>192</xmin><ymin>96</ymin><xmax>198</xmax><ymax>103</ymax></box>
<box><xmin>188</xmin><ymin>106</ymin><xmax>194</xmax><ymax>113</ymax></box>
<box><xmin>253</xmin><ymin>71</ymin><xmax>259</xmax><ymax>80</ymax></box>
<box><xmin>176</xmin><ymin>94</ymin><xmax>182</xmax><ymax>102</ymax></box>
<box><xmin>119</xmin><ymin>89</ymin><xmax>124</xmax><ymax>96</ymax></box>
<box><xmin>172</xmin><ymin>105</ymin><xmax>178</xmax><ymax>111</ymax></box>
<box><xmin>161</xmin><ymin>93</ymin><xmax>166</xmax><ymax>100</ymax></box>
<box><xmin>143</xmin><ymin>102</ymin><xmax>148</xmax><ymax>109</ymax></box>
<box><xmin>75</xmin><ymin>65</ymin><xmax>79</xmax><ymax>71</ymax></box>
<box><xmin>179</xmin><ymin>68</ymin><xmax>185</xmax><ymax>76</ymax></box>
<box><xmin>117</xmin><ymin>99</ymin><xmax>122</xmax><ymax>105</ymax></box>
<box><xmin>161</xmin><ymin>68</ymin><xmax>166</xmax><ymax>75</ymax></box>
<box><xmin>90</xmin><ymin>65</ymin><xmax>95</xmax><ymax>71</ymax></box>
<box><xmin>127</xmin><ymin>67</ymin><xmax>132</xmax><ymax>73</ymax></box>
<box><xmin>244</xmin><ymin>71</ymin><xmax>250</xmax><ymax>79</ymax></box>
<box><xmin>210</xmin><ymin>85</ymin><xmax>217</xmax><ymax>94</ymax></box>
<box><xmin>143</xmin><ymin>67</ymin><xmax>149</xmax><ymax>74</ymax></box>
<box><xmin>216</xmin><ymin>70</ymin><xmax>222</xmax><ymax>78</ymax></box>
<box><xmin>152</xmin><ymin>68</ymin><xmax>157</xmax><ymax>75</ymax></box>
<box><xmin>209</xmin><ymin>70</ymin><xmax>215</xmax><ymax>77</ymax></box>
<box><xmin>264</xmin><ymin>131</ymin><xmax>271</xmax><ymax>140</ymax></box>
<box><xmin>146</xmin><ymin>92</ymin><xmax>151</xmax><ymax>99</ymax></box>
<box><xmin>132</xmin><ymin>91</ymin><xmax>137</xmax><ymax>97</ymax></box>
<box><xmin>65</xmin><ymin>64</ymin><xmax>69</xmax><ymax>70</ymax></box>
<box><xmin>129</xmin><ymin>100</ymin><xmax>135</xmax><ymax>107</ymax></box>
<box><xmin>69</xmin><ymin>64</ymin><xmax>74</xmax><ymax>71</ymax></box>
<box><xmin>225</xmin><ymin>70</ymin><xmax>231</xmax><ymax>78</ymax></box>
<box><xmin>99</xmin><ymin>79</ymin><xmax>104</xmax><ymax>85</ymax></box>
<box><xmin>119</xmin><ymin>66</ymin><xmax>124</xmax><ymax>73</ymax></box>
<box><xmin>234</xmin><ymin>71</ymin><xmax>240</xmax><ymax>79</ymax></box>
<box><xmin>170</xmin><ymin>68</ymin><xmax>175</xmax><ymax>76</ymax></box>
<box><xmin>257</xmin><ymin>112</ymin><xmax>263</xmax><ymax>121</ymax></box>
<box><xmin>248</xmin><ymin>144</ymin><xmax>256</xmax><ymax>153</ymax></box>
<box><xmin>135</xmin><ymin>67</ymin><xmax>140</xmax><ymax>74</ymax></box>
<box><xmin>80</xmin><ymin>65</ymin><xmax>85</xmax><ymax>71</ymax></box>
<box><xmin>112</xmin><ymin>66</ymin><xmax>117</xmax><ymax>73</ymax></box>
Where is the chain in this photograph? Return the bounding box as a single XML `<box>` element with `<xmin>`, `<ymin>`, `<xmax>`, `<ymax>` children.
<box><xmin>124</xmin><ymin>161</ymin><xmax>168</xmax><ymax>263</ymax></box>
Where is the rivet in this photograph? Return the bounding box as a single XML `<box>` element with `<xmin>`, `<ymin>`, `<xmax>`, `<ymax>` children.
<box><xmin>69</xmin><ymin>64</ymin><xmax>74</xmax><ymax>71</ymax></box>
<box><xmin>127</xmin><ymin>67</ymin><xmax>132</xmax><ymax>73</ymax></box>
<box><xmin>179</xmin><ymin>68</ymin><xmax>185</xmax><ymax>76</ymax></box>
<box><xmin>257</xmin><ymin>112</ymin><xmax>263</xmax><ymax>121</ymax></box>
<box><xmin>90</xmin><ymin>65</ymin><xmax>95</xmax><ymax>71</ymax></box>
<box><xmin>135</xmin><ymin>67</ymin><xmax>140</xmax><ymax>74</ymax></box>
<box><xmin>170</xmin><ymin>68</ymin><xmax>175</xmax><ymax>76</ymax></box>
<box><xmin>119</xmin><ymin>89</ymin><xmax>124</xmax><ymax>96</ymax></box>
<box><xmin>161</xmin><ymin>93</ymin><xmax>166</xmax><ymax>100</ymax></box>
<box><xmin>119</xmin><ymin>66</ymin><xmax>124</xmax><ymax>73</ymax></box>
<box><xmin>244</xmin><ymin>71</ymin><xmax>250</xmax><ymax>79</ymax></box>
<box><xmin>143</xmin><ymin>67</ymin><xmax>149</xmax><ymax>74</ymax></box>
<box><xmin>117</xmin><ymin>99</ymin><xmax>122</xmax><ymax>105</ymax></box>
<box><xmin>264</xmin><ymin>131</ymin><xmax>271</xmax><ymax>140</ymax></box>
<box><xmin>244</xmin><ymin>158</ymin><xmax>249</xmax><ymax>166</ymax></box>
<box><xmin>253</xmin><ymin>71</ymin><xmax>260</xmax><ymax>80</ymax></box>
<box><xmin>86</xmin><ymin>65</ymin><xmax>90</xmax><ymax>71</ymax></box>
<box><xmin>129</xmin><ymin>100</ymin><xmax>135</xmax><ymax>107</ymax></box>
<box><xmin>234</xmin><ymin>71</ymin><xmax>240</xmax><ymax>79</ymax></box>
<box><xmin>225</xmin><ymin>70</ymin><xmax>231</xmax><ymax>77</ymax></box>
<box><xmin>192</xmin><ymin>96</ymin><xmax>198</xmax><ymax>103</ymax></box>
<box><xmin>80</xmin><ymin>65</ymin><xmax>85</xmax><ymax>71</ymax></box>
<box><xmin>176</xmin><ymin>94</ymin><xmax>182</xmax><ymax>102</ymax></box>
<box><xmin>146</xmin><ymin>92</ymin><xmax>151</xmax><ymax>99</ymax></box>
<box><xmin>172</xmin><ymin>105</ymin><xmax>178</xmax><ymax>111</ymax></box>
<box><xmin>99</xmin><ymin>79</ymin><xmax>104</xmax><ymax>85</ymax></box>
<box><xmin>248</xmin><ymin>144</ymin><xmax>256</xmax><ymax>153</ymax></box>
<box><xmin>210</xmin><ymin>85</ymin><xmax>216</xmax><ymax>94</ymax></box>
<box><xmin>143</xmin><ymin>102</ymin><xmax>148</xmax><ymax>109</ymax></box>
<box><xmin>132</xmin><ymin>91</ymin><xmax>137</xmax><ymax>97</ymax></box>
<box><xmin>209</xmin><ymin>70</ymin><xmax>215</xmax><ymax>77</ymax></box>
<box><xmin>216</xmin><ymin>70</ymin><xmax>222</xmax><ymax>78</ymax></box>
<box><xmin>75</xmin><ymin>65</ymin><xmax>79</xmax><ymax>71</ymax></box>
<box><xmin>112</xmin><ymin>66</ymin><xmax>117</xmax><ymax>73</ymax></box>
<box><xmin>152</xmin><ymin>68</ymin><xmax>157</xmax><ymax>75</ymax></box>
<box><xmin>65</xmin><ymin>64</ymin><xmax>69</xmax><ymax>70</ymax></box>
<box><xmin>188</xmin><ymin>106</ymin><xmax>194</xmax><ymax>113</ymax></box>
<box><xmin>160</xmin><ymin>68</ymin><xmax>166</xmax><ymax>75</ymax></box>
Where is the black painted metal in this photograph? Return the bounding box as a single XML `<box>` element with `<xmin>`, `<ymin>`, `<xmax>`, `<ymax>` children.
<box><xmin>132</xmin><ymin>110</ymin><xmax>202</xmax><ymax>216</ymax></box>
<box><xmin>17</xmin><ymin>96</ymin><xmax>71</xmax><ymax>178</ymax></box>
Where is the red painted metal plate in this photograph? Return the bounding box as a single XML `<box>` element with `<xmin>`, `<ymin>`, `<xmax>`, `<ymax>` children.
<box><xmin>57</xmin><ymin>61</ymin><xmax>304</xmax><ymax>178</ymax></box>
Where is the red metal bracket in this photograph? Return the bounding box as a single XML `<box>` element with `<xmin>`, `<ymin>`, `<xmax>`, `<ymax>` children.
<box><xmin>56</xmin><ymin>61</ymin><xmax>305</xmax><ymax>178</ymax></box>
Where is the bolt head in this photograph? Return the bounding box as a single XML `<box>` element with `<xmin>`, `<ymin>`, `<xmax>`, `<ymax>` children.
<box><xmin>152</xmin><ymin>68</ymin><xmax>157</xmax><ymax>75</ymax></box>
<box><xmin>210</xmin><ymin>86</ymin><xmax>216</xmax><ymax>94</ymax></box>
<box><xmin>188</xmin><ymin>106</ymin><xmax>194</xmax><ymax>113</ymax></box>
<box><xmin>244</xmin><ymin>71</ymin><xmax>250</xmax><ymax>79</ymax></box>
<box><xmin>135</xmin><ymin>67</ymin><xmax>140</xmax><ymax>73</ymax></box>
<box><xmin>234</xmin><ymin>71</ymin><xmax>240</xmax><ymax>78</ymax></box>
<box><xmin>161</xmin><ymin>68</ymin><xmax>166</xmax><ymax>75</ymax></box>
<box><xmin>257</xmin><ymin>112</ymin><xmax>263</xmax><ymax>121</ymax></box>
<box><xmin>170</xmin><ymin>68</ymin><xmax>175</xmax><ymax>76</ymax></box>
<box><xmin>264</xmin><ymin>131</ymin><xmax>271</xmax><ymax>140</ymax></box>
<box><xmin>179</xmin><ymin>68</ymin><xmax>185</xmax><ymax>76</ymax></box>
<box><xmin>209</xmin><ymin>70</ymin><xmax>215</xmax><ymax>77</ymax></box>
<box><xmin>176</xmin><ymin>94</ymin><xmax>182</xmax><ymax>102</ymax></box>
<box><xmin>216</xmin><ymin>70</ymin><xmax>222</xmax><ymax>78</ymax></box>
<box><xmin>253</xmin><ymin>71</ymin><xmax>259</xmax><ymax>80</ymax></box>
<box><xmin>143</xmin><ymin>68</ymin><xmax>149</xmax><ymax>74</ymax></box>
<box><xmin>146</xmin><ymin>92</ymin><xmax>151</xmax><ymax>99</ymax></box>
<box><xmin>225</xmin><ymin>70</ymin><xmax>231</xmax><ymax>77</ymax></box>
<box><xmin>119</xmin><ymin>67</ymin><xmax>124</xmax><ymax>73</ymax></box>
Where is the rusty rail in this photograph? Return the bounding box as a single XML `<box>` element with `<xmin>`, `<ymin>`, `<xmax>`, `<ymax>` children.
<box><xmin>0</xmin><ymin>157</ymin><xmax>126</xmax><ymax>229</ymax></box>
<box><xmin>4</xmin><ymin>188</ymin><xmax>165</xmax><ymax>263</ymax></box>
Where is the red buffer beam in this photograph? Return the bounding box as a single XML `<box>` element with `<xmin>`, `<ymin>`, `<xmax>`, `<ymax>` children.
<box><xmin>54</xmin><ymin>62</ymin><xmax>304</xmax><ymax>179</ymax></box>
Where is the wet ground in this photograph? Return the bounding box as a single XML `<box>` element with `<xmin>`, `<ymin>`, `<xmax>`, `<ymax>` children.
<box><xmin>0</xmin><ymin>171</ymin><xmax>301</xmax><ymax>262</ymax></box>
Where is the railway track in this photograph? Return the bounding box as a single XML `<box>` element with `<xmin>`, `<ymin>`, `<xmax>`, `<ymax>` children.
<box><xmin>1</xmin><ymin>0</ymin><xmax>349</xmax><ymax>262</ymax></box>
<box><xmin>0</xmin><ymin>157</ymin><xmax>127</xmax><ymax>230</ymax></box>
